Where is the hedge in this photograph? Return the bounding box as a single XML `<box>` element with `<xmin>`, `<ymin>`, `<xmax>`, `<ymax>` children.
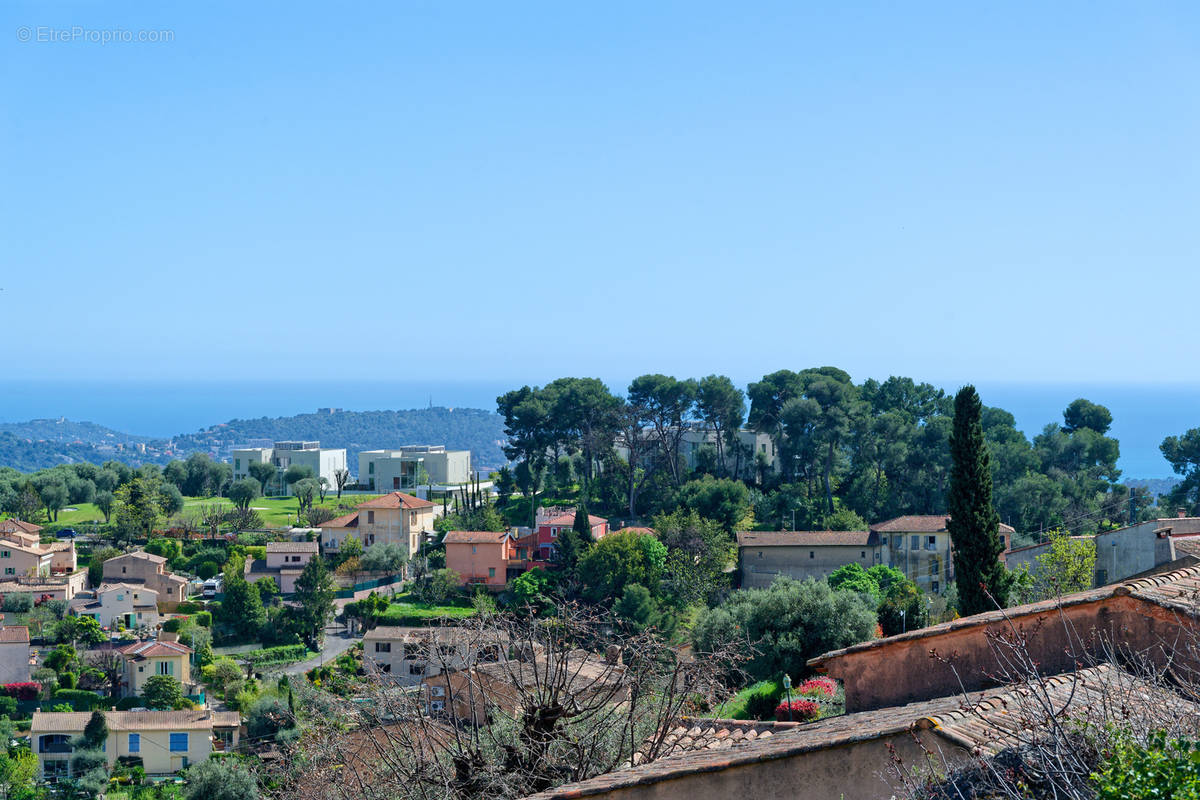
<box><xmin>242</xmin><ymin>645</ymin><xmax>309</xmax><ymax>665</ymax></box>
<box><xmin>176</xmin><ymin>601</ymin><xmax>206</xmax><ymax>614</ymax></box>
<box><xmin>52</xmin><ymin>689</ymin><xmax>107</xmax><ymax>711</ymax></box>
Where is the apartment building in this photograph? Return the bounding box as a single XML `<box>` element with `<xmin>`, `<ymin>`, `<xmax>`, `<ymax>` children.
<box><xmin>231</xmin><ymin>440</ymin><xmax>347</xmax><ymax>496</ymax></box>
<box><xmin>358</xmin><ymin>446</ymin><xmax>472</xmax><ymax>490</ymax></box>
<box><xmin>33</xmin><ymin>709</ymin><xmax>240</xmax><ymax>779</ymax></box>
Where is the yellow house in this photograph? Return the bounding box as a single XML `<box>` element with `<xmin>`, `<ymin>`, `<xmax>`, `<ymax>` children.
<box><xmin>116</xmin><ymin>639</ymin><xmax>193</xmax><ymax>697</ymax></box>
<box><xmin>32</xmin><ymin>709</ymin><xmax>241</xmax><ymax>779</ymax></box>
<box><xmin>320</xmin><ymin>491</ymin><xmax>436</xmax><ymax>559</ymax></box>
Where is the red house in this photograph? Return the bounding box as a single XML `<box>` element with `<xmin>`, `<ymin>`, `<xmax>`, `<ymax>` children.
<box><xmin>517</xmin><ymin>511</ymin><xmax>609</xmax><ymax>566</ymax></box>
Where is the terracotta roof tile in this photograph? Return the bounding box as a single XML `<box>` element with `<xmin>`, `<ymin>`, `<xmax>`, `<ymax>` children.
<box><xmin>0</xmin><ymin>627</ymin><xmax>29</xmax><ymax>644</ymax></box>
<box><xmin>357</xmin><ymin>492</ymin><xmax>435</xmax><ymax>510</ymax></box>
<box><xmin>870</xmin><ymin>515</ymin><xmax>1015</xmax><ymax>534</ymax></box>
<box><xmin>266</xmin><ymin>541</ymin><xmax>319</xmax><ymax>553</ymax></box>
<box><xmin>0</xmin><ymin>520</ymin><xmax>42</xmax><ymax>535</ymax></box>
<box><xmin>321</xmin><ymin>512</ymin><xmax>359</xmax><ymax>529</ymax></box>
<box><xmin>542</xmin><ymin>512</ymin><xmax>607</xmax><ymax>528</ymax></box>
<box><xmin>117</xmin><ymin>639</ymin><xmax>192</xmax><ymax>659</ymax></box>
<box><xmin>737</xmin><ymin>531</ymin><xmax>877</xmax><ymax>547</ymax></box>
<box><xmin>443</xmin><ymin>531</ymin><xmax>508</xmax><ymax>545</ymax></box>
<box><xmin>33</xmin><ymin>709</ymin><xmax>222</xmax><ymax>732</ymax></box>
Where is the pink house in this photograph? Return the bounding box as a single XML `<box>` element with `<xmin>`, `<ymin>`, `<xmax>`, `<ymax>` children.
<box><xmin>443</xmin><ymin>531</ymin><xmax>514</xmax><ymax>588</ymax></box>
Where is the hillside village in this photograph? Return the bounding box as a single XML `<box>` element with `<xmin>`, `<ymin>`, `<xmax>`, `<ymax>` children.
<box><xmin>0</xmin><ymin>376</ymin><xmax>1197</xmax><ymax>800</ymax></box>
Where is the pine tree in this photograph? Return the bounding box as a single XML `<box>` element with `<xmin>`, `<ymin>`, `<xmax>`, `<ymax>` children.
<box><xmin>947</xmin><ymin>385</ymin><xmax>1010</xmax><ymax>616</ymax></box>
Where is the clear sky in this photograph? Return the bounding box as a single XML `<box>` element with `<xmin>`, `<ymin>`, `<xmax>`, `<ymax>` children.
<box><xmin>3</xmin><ymin>2</ymin><xmax>1198</xmax><ymax>384</ymax></box>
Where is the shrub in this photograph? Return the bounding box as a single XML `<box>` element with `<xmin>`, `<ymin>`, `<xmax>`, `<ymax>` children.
<box><xmin>2</xmin><ymin>593</ymin><xmax>33</xmax><ymax>613</ymax></box>
<box><xmin>1</xmin><ymin>683</ymin><xmax>40</xmax><ymax>701</ymax></box>
<box><xmin>693</xmin><ymin>577</ymin><xmax>877</xmax><ymax>681</ymax></box>
<box><xmin>0</xmin><ymin>696</ymin><xmax>16</xmax><ymax>717</ymax></box>
<box><xmin>58</xmin><ymin>672</ymin><xmax>78</xmax><ymax>690</ymax></box>
<box><xmin>773</xmin><ymin>699</ymin><xmax>820</xmax><ymax>721</ymax></box>
<box><xmin>797</xmin><ymin>678</ymin><xmax>836</xmax><ymax>699</ymax></box>
<box><xmin>194</xmin><ymin>611</ymin><xmax>212</xmax><ymax>628</ymax></box>
<box><xmin>1094</xmin><ymin>731</ymin><xmax>1200</xmax><ymax>800</ymax></box>
<box><xmin>176</xmin><ymin>601</ymin><xmax>205</xmax><ymax>614</ymax></box>
<box><xmin>743</xmin><ymin>682</ymin><xmax>784</xmax><ymax>720</ymax></box>
<box><xmin>162</xmin><ymin>617</ymin><xmax>186</xmax><ymax>633</ymax></box>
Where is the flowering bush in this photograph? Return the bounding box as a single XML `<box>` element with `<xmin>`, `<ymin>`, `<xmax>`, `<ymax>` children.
<box><xmin>1</xmin><ymin>682</ymin><xmax>40</xmax><ymax>700</ymax></box>
<box><xmin>773</xmin><ymin>699</ymin><xmax>820</xmax><ymax>721</ymax></box>
<box><xmin>797</xmin><ymin>678</ymin><xmax>837</xmax><ymax>699</ymax></box>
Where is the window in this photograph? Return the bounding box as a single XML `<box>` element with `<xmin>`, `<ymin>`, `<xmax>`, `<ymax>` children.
<box><xmin>169</xmin><ymin>732</ymin><xmax>188</xmax><ymax>752</ymax></box>
<box><xmin>430</xmin><ymin>700</ymin><xmax>445</xmax><ymax>712</ymax></box>
<box><xmin>375</xmin><ymin>642</ymin><xmax>391</xmax><ymax>653</ymax></box>
<box><xmin>911</xmin><ymin>535</ymin><xmax>920</xmax><ymax>549</ymax></box>
<box><xmin>431</xmin><ymin>685</ymin><xmax>445</xmax><ymax>697</ymax></box>
<box><xmin>116</xmin><ymin>594</ymin><xmax>125</xmax><ymax>601</ymax></box>
<box><xmin>550</xmin><ymin>528</ymin><xmax>558</xmax><ymax>538</ymax></box>
<box><xmin>882</xmin><ymin>536</ymin><xmax>888</xmax><ymax>545</ymax></box>
<box><xmin>3</xmin><ymin>568</ymin><xmax>12</xmax><ymax>576</ymax></box>
<box><xmin>757</xmin><ymin>551</ymin><xmax>763</xmax><ymax>559</ymax></box>
<box><xmin>157</xmin><ymin>661</ymin><xmax>173</xmax><ymax>676</ymax></box>
<box><xmin>128</xmin><ymin>733</ymin><xmax>140</xmax><ymax>753</ymax></box>
<box><xmin>369</xmin><ymin>462</ymin><xmax>375</xmax><ymax>474</ymax></box>
<box><xmin>860</xmin><ymin>551</ymin><xmax>866</xmax><ymax>558</ymax></box>
<box><xmin>380</xmin><ymin>663</ymin><xmax>391</xmax><ymax>673</ymax></box>
<box><xmin>235</xmin><ymin>458</ymin><xmax>241</xmax><ymax>470</ymax></box>
<box><xmin>809</xmin><ymin>551</ymin><xmax>814</xmax><ymax>559</ymax></box>
<box><xmin>0</xmin><ymin>551</ymin><xmax>8</xmax><ymax>559</ymax></box>
<box><xmin>932</xmin><ymin>581</ymin><xmax>940</xmax><ymax>594</ymax></box>
<box><xmin>44</xmin><ymin>759</ymin><xmax>69</xmax><ymax>780</ymax></box>
<box><xmin>471</xmin><ymin>546</ymin><xmax>477</xmax><ymax>554</ymax></box>
<box><xmin>138</xmin><ymin>666</ymin><xmax>144</xmax><ymax>673</ymax></box>
<box><xmin>488</xmin><ymin>567</ymin><xmax>496</xmax><ymax>578</ymax></box>
<box><xmin>367</xmin><ymin>511</ymin><xmax>375</xmax><ymax>524</ymax></box>
<box><xmin>927</xmin><ymin>535</ymin><xmax>936</xmax><ymax>546</ymax></box>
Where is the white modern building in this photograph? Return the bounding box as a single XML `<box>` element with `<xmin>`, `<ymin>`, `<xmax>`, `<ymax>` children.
<box><xmin>231</xmin><ymin>441</ymin><xmax>347</xmax><ymax>496</ymax></box>
<box><xmin>358</xmin><ymin>446</ymin><xmax>472</xmax><ymax>491</ymax></box>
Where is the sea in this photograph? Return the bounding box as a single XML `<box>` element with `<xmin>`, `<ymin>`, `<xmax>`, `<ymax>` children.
<box><xmin>1</xmin><ymin>379</ymin><xmax>1197</xmax><ymax>480</ymax></box>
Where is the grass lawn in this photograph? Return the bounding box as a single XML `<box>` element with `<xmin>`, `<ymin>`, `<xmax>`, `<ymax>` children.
<box><xmin>179</xmin><ymin>493</ymin><xmax>382</xmax><ymax>528</ymax></box>
<box><xmin>377</xmin><ymin>592</ymin><xmax>478</xmax><ymax>624</ymax></box>
<box><xmin>49</xmin><ymin>503</ymin><xmax>106</xmax><ymax>526</ymax></box>
<box><xmin>712</xmin><ymin>679</ymin><xmax>782</xmax><ymax>719</ymax></box>
<box><xmin>37</xmin><ymin>492</ymin><xmax>385</xmax><ymax>530</ymax></box>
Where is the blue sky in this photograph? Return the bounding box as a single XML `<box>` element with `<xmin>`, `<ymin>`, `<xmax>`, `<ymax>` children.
<box><xmin>2</xmin><ymin>2</ymin><xmax>1199</xmax><ymax>384</ymax></box>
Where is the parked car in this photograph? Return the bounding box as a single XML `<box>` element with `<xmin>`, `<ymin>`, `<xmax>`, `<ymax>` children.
<box><xmin>56</xmin><ymin>528</ymin><xmax>77</xmax><ymax>538</ymax></box>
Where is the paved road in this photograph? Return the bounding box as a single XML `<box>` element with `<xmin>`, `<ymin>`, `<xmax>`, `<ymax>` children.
<box><xmin>269</xmin><ymin>625</ymin><xmax>358</xmax><ymax>676</ymax></box>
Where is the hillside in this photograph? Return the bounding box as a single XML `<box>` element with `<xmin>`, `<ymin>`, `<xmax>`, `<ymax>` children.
<box><xmin>0</xmin><ymin>418</ymin><xmax>161</xmax><ymax>447</ymax></box>
<box><xmin>0</xmin><ymin>407</ymin><xmax>509</xmax><ymax>474</ymax></box>
<box><xmin>170</xmin><ymin>407</ymin><xmax>508</xmax><ymax>471</ymax></box>
<box><xmin>0</xmin><ymin>431</ymin><xmax>163</xmax><ymax>472</ymax></box>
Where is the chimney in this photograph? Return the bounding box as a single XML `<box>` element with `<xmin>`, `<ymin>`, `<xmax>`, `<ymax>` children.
<box><xmin>1179</xmin><ymin>509</ymin><xmax>1188</xmax><ymax>519</ymax></box>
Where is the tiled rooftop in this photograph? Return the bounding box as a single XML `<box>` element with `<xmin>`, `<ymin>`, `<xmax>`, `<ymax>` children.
<box><xmin>737</xmin><ymin>530</ymin><xmax>876</xmax><ymax>547</ymax></box>
<box><xmin>357</xmin><ymin>492</ymin><xmax>435</xmax><ymax>510</ymax></box>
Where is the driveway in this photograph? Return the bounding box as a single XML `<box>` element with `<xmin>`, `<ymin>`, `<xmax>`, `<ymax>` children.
<box><xmin>269</xmin><ymin>625</ymin><xmax>358</xmax><ymax>676</ymax></box>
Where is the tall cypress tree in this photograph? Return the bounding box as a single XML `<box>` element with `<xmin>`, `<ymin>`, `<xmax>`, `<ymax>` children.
<box><xmin>947</xmin><ymin>385</ymin><xmax>1010</xmax><ymax>616</ymax></box>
